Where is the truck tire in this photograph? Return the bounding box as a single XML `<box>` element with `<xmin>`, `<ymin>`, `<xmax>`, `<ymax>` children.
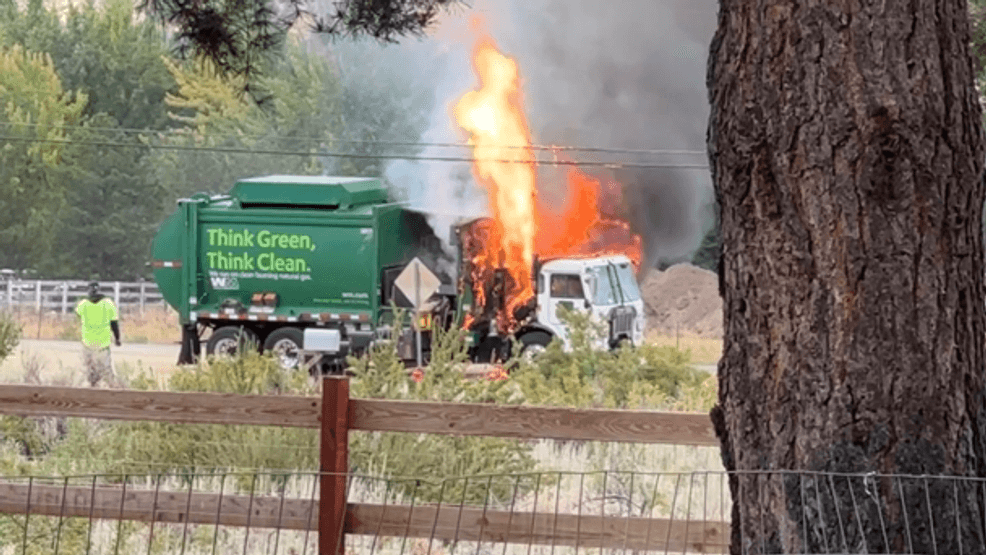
<box><xmin>518</xmin><ymin>331</ymin><xmax>552</xmax><ymax>362</ymax></box>
<box><xmin>205</xmin><ymin>326</ymin><xmax>259</xmax><ymax>359</ymax></box>
<box><xmin>263</xmin><ymin>328</ymin><xmax>305</xmax><ymax>370</ymax></box>
<box><xmin>613</xmin><ymin>336</ymin><xmax>633</xmax><ymax>351</ymax></box>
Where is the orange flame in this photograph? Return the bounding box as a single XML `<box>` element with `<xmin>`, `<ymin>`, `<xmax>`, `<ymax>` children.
<box><xmin>485</xmin><ymin>366</ymin><xmax>510</xmax><ymax>381</ymax></box>
<box><xmin>453</xmin><ymin>23</ymin><xmax>537</xmax><ymax>321</ymax></box>
<box><xmin>455</xmin><ymin>22</ymin><xmax>642</xmax><ymax>333</ymax></box>
<box><xmin>535</xmin><ymin>167</ymin><xmax>643</xmax><ymax>266</ymax></box>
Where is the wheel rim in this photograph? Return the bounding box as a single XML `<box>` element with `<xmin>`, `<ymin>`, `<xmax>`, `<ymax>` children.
<box><xmin>270</xmin><ymin>338</ymin><xmax>300</xmax><ymax>369</ymax></box>
<box><xmin>522</xmin><ymin>343</ymin><xmax>546</xmax><ymax>362</ymax></box>
<box><xmin>212</xmin><ymin>337</ymin><xmax>240</xmax><ymax>357</ymax></box>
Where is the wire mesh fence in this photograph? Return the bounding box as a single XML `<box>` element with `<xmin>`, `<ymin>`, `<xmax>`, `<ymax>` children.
<box><xmin>3</xmin><ymin>468</ymin><xmax>984</xmax><ymax>555</ymax></box>
<box><xmin>0</xmin><ymin>471</ymin><xmax>322</xmax><ymax>555</ymax></box>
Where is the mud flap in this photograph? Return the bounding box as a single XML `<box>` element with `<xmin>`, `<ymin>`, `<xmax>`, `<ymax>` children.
<box><xmin>177</xmin><ymin>324</ymin><xmax>200</xmax><ymax>365</ymax></box>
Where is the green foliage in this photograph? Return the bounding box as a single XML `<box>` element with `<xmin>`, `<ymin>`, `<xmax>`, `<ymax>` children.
<box><xmin>152</xmin><ymin>47</ymin><xmax>342</xmax><ymax>198</ymax></box>
<box><xmin>0</xmin><ymin>44</ymin><xmax>87</xmax><ymax>270</ymax></box>
<box><xmin>328</xmin><ymin>40</ymin><xmax>434</xmax><ymax>177</ymax></box>
<box><xmin>690</xmin><ymin>197</ymin><xmax>720</xmax><ymax>272</ymax></box>
<box><xmin>0</xmin><ymin>0</ymin><xmax>439</xmax><ymax>280</ymax></box>
<box><xmin>0</xmin><ymin>416</ymin><xmax>46</xmax><ymax>460</ymax></box>
<box><xmin>348</xmin><ymin>317</ymin><xmax>536</xmax><ymax>503</ymax></box>
<box><xmin>167</xmin><ymin>349</ymin><xmax>313</xmax><ymax>395</ymax></box>
<box><xmin>0</xmin><ymin>513</ymin><xmax>91</xmax><ymax>555</ymax></box>
<box><xmin>42</xmin><ymin>352</ymin><xmax>319</xmax><ymax>485</ymax></box>
<box><xmin>138</xmin><ymin>0</ymin><xmax>460</xmax><ymax>94</ymax></box>
<box><xmin>46</xmin><ymin>115</ymin><xmax>173</xmax><ymax>279</ymax></box>
<box><xmin>690</xmin><ymin>221</ymin><xmax>720</xmax><ymax>272</ymax></box>
<box><xmin>0</xmin><ymin>0</ymin><xmax>175</xmax><ymax>130</ymax></box>
<box><xmin>0</xmin><ymin>307</ymin><xmax>713</xmax><ymax>514</ymax></box>
<box><xmin>0</xmin><ymin>310</ymin><xmax>20</xmax><ymax>363</ymax></box>
<box><xmin>0</xmin><ymin>0</ymin><xmax>175</xmax><ymax>279</ymax></box>
<box><xmin>511</xmin><ymin>306</ymin><xmax>707</xmax><ymax>410</ymax></box>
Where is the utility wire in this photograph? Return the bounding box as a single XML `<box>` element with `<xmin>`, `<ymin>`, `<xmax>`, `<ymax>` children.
<box><xmin>0</xmin><ymin>134</ymin><xmax>711</xmax><ymax>170</ymax></box>
<box><xmin>0</xmin><ymin>121</ymin><xmax>708</xmax><ymax>158</ymax></box>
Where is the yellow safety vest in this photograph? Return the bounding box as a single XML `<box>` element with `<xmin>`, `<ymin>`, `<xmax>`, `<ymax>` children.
<box><xmin>75</xmin><ymin>298</ymin><xmax>118</xmax><ymax>348</ymax></box>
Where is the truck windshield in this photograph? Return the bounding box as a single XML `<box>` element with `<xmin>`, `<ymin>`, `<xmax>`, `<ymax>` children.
<box><xmin>614</xmin><ymin>263</ymin><xmax>641</xmax><ymax>302</ymax></box>
<box><xmin>588</xmin><ymin>263</ymin><xmax>641</xmax><ymax>305</ymax></box>
<box><xmin>589</xmin><ymin>266</ymin><xmax>618</xmax><ymax>305</ymax></box>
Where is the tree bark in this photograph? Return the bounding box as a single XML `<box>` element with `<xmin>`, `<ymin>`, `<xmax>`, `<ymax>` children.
<box><xmin>708</xmin><ymin>1</ymin><xmax>986</xmax><ymax>553</ymax></box>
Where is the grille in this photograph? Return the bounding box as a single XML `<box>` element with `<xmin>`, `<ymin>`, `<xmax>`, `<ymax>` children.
<box><xmin>609</xmin><ymin>306</ymin><xmax>635</xmax><ymax>339</ymax></box>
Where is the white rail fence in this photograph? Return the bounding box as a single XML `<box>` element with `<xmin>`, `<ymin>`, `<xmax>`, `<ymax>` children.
<box><xmin>2</xmin><ymin>280</ymin><xmax>166</xmax><ymax>314</ymax></box>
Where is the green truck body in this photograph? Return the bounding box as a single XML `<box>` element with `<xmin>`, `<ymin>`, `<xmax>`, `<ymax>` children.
<box><xmin>151</xmin><ymin>175</ymin><xmax>447</xmax><ymax>367</ymax></box>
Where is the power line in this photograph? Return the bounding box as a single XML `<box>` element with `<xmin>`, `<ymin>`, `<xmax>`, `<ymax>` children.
<box><xmin>0</xmin><ymin>135</ymin><xmax>711</xmax><ymax>170</ymax></box>
<box><xmin>0</xmin><ymin>121</ymin><xmax>709</xmax><ymax>158</ymax></box>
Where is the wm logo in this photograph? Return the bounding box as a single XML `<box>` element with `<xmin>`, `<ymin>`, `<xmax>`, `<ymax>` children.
<box><xmin>210</xmin><ymin>276</ymin><xmax>239</xmax><ymax>290</ymax></box>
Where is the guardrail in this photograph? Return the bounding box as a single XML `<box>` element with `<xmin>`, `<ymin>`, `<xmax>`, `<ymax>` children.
<box><xmin>2</xmin><ymin>279</ymin><xmax>165</xmax><ymax>313</ymax></box>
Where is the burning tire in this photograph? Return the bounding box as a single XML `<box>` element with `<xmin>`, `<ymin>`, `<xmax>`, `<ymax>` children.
<box><xmin>205</xmin><ymin>326</ymin><xmax>259</xmax><ymax>359</ymax></box>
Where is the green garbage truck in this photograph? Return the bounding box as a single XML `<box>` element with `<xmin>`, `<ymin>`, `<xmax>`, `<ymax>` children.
<box><xmin>151</xmin><ymin>175</ymin><xmax>645</xmax><ymax>370</ymax></box>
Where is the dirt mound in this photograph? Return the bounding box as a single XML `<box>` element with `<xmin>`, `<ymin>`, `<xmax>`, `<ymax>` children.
<box><xmin>639</xmin><ymin>263</ymin><xmax>722</xmax><ymax>338</ymax></box>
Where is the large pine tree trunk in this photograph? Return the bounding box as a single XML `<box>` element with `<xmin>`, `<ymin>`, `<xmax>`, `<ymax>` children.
<box><xmin>707</xmin><ymin>1</ymin><xmax>986</xmax><ymax>552</ymax></box>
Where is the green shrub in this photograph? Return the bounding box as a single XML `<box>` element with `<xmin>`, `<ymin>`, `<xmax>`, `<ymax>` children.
<box><xmin>0</xmin><ymin>307</ymin><xmax>713</xmax><ymax>500</ymax></box>
<box><xmin>0</xmin><ymin>310</ymin><xmax>21</xmax><ymax>363</ymax></box>
<box><xmin>347</xmin><ymin>317</ymin><xmax>537</xmax><ymax>503</ymax></box>
<box><xmin>512</xmin><ymin>306</ymin><xmax>708</xmax><ymax>409</ymax></box>
<box><xmin>167</xmin><ymin>349</ymin><xmax>313</xmax><ymax>396</ymax></box>
<box><xmin>45</xmin><ymin>352</ymin><xmax>320</xmax><ymax>483</ymax></box>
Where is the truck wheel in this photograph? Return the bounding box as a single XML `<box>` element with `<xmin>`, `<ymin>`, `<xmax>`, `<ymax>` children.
<box><xmin>206</xmin><ymin>326</ymin><xmax>259</xmax><ymax>359</ymax></box>
<box><xmin>518</xmin><ymin>331</ymin><xmax>552</xmax><ymax>362</ymax></box>
<box><xmin>263</xmin><ymin>328</ymin><xmax>304</xmax><ymax>370</ymax></box>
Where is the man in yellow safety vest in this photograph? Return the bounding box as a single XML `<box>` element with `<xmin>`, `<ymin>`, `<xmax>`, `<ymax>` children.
<box><xmin>75</xmin><ymin>281</ymin><xmax>122</xmax><ymax>387</ymax></box>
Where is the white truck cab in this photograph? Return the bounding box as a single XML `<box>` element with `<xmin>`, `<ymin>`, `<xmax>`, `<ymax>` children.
<box><xmin>529</xmin><ymin>254</ymin><xmax>645</xmax><ymax>352</ymax></box>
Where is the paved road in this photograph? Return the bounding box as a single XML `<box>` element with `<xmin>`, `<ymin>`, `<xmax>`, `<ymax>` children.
<box><xmin>0</xmin><ymin>339</ymin><xmax>180</xmax><ymax>385</ymax></box>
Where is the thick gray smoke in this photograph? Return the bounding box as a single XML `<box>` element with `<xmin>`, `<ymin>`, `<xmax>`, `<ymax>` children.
<box><xmin>324</xmin><ymin>0</ymin><xmax>718</xmax><ymax>272</ymax></box>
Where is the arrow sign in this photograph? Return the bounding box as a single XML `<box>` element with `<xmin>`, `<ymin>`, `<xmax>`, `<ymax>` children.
<box><xmin>394</xmin><ymin>258</ymin><xmax>441</xmax><ymax>311</ymax></box>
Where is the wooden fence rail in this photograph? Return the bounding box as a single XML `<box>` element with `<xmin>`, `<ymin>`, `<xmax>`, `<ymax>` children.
<box><xmin>0</xmin><ymin>384</ymin><xmax>719</xmax><ymax>445</ymax></box>
<box><xmin>2</xmin><ymin>279</ymin><xmax>166</xmax><ymax>313</ymax></box>
<box><xmin>0</xmin><ymin>382</ymin><xmax>723</xmax><ymax>553</ymax></box>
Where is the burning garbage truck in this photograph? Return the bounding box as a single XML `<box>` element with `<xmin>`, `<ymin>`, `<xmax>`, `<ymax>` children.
<box><xmin>152</xmin><ymin>29</ymin><xmax>655</xmax><ymax>371</ymax></box>
<box><xmin>150</xmin><ymin>174</ymin><xmax>645</xmax><ymax>371</ymax></box>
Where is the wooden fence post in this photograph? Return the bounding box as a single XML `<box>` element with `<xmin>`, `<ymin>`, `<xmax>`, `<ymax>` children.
<box><xmin>61</xmin><ymin>283</ymin><xmax>68</xmax><ymax>314</ymax></box>
<box><xmin>5</xmin><ymin>280</ymin><xmax>11</xmax><ymax>310</ymax></box>
<box><xmin>320</xmin><ymin>376</ymin><xmax>349</xmax><ymax>555</ymax></box>
<box><xmin>34</xmin><ymin>281</ymin><xmax>41</xmax><ymax>312</ymax></box>
<box><xmin>113</xmin><ymin>282</ymin><xmax>120</xmax><ymax>309</ymax></box>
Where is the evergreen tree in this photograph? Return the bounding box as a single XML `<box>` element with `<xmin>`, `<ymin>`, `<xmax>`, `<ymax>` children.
<box><xmin>0</xmin><ymin>0</ymin><xmax>175</xmax><ymax>278</ymax></box>
<box><xmin>690</xmin><ymin>202</ymin><xmax>720</xmax><ymax>273</ymax></box>
<box><xmin>45</xmin><ymin>115</ymin><xmax>169</xmax><ymax>280</ymax></box>
<box><xmin>0</xmin><ymin>45</ymin><xmax>87</xmax><ymax>271</ymax></box>
<box><xmin>153</xmin><ymin>47</ymin><xmax>343</xmax><ymax>197</ymax></box>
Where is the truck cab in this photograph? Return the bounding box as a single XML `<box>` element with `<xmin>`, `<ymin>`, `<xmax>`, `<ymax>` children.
<box><xmin>525</xmin><ymin>254</ymin><xmax>645</xmax><ymax>355</ymax></box>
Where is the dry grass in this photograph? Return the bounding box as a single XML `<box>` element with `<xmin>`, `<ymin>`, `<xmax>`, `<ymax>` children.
<box><xmin>646</xmin><ymin>332</ymin><xmax>722</xmax><ymax>365</ymax></box>
<box><xmin>11</xmin><ymin>305</ymin><xmax>181</xmax><ymax>344</ymax></box>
